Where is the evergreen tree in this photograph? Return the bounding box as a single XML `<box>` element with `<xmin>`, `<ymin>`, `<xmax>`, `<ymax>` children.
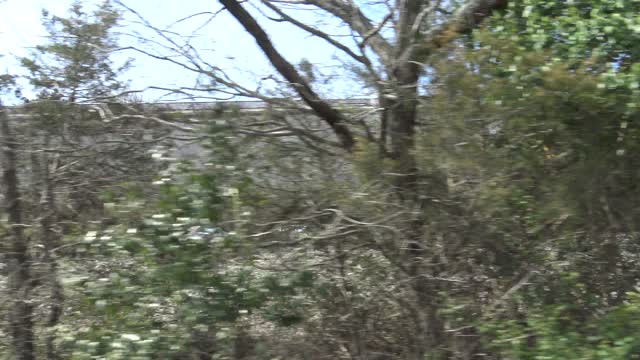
<box><xmin>20</xmin><ymin>0</ymin><xmax>129</xmax><ymax>102</ymax></box>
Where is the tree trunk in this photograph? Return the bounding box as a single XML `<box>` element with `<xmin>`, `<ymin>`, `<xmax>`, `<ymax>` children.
<box><xmin>218</xmin><ymin>2</ymin><xmax>509</xmax><ymax>358</ymax></box>
<box><xmin>388</xmin><ymin>61</ymin><xmax>420</xmax><ymax>194</ymax></box>
<box><xmin>40</xmin><ymin>140</ymin><xmax>64</xmax><ymax>360</ymax></box>
<box><xmin>1</xmin><ymin>105</ymin><xmax>36</xmax><ymax>360</ymax></box>
<box><xmin>389</xmin><ymin>2</ymin><xmax>449</xmax><ymax>358</ymax></box>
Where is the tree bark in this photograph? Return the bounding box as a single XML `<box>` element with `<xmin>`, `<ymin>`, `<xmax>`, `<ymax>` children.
<box><xmin>32</xmin><ymin>135</ymin><xmax>64</xmax><ymax>360</ymax></box>
<box><xmin>1</xmin><ymin>105</ymin><xmax>36</xmax><ymax>360</ymax></box>
<box><xmin>388</xmin><ymin>0</ymin><xmax>422</xmax><ymax>193</ymax></box>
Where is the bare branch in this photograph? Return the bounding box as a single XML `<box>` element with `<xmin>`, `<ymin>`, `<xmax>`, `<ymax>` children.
<box><xmin>359</xmin><ymin>12</ymin><xmax>392</xmax><ymax>50</ymax></box>
<box><xmin>420</xmin><ymin>0</ymin><xmax>508</xmax><ymax>56</ymax></box>
<box><xmin>261</xmin><ymin>1</ymin><xmax>370</xmax><ymax>66</ymax></box>
<box><xmin>219</xmin><ymin>0</ymin><xmax>355</xmax><ymax>151</ymax></box>
<box><xmin>272</xmin><ymin>0</ymin><xmax>393</xmax><ymax>66</ymax></box>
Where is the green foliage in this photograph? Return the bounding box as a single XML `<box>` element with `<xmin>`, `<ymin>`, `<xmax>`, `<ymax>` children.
<box><xmin>20</xmin><ymin>0</ymin><xmax>129</xmax><ymax>101</ymax></box>
<box><xmin>4</xmin><ymin>1</ymin><xmax>640</xmax><ymax>358</ymax></box>
<box><xmin>0</xmin><ymin>73</ymin><xmax>21</xmax><ymax>100</ymax></box>
<box><xmin>481</xmin><ymin>291</ymin><xmax>640</xmax><ymax>359</ymax></box>
<box><xmin>57</xmin><ymin>124</ymin><xmax>318</xmax><ymax>358</ymax></box>
<box><xmin>493</xmin><ymin>0</ymin><xmax>640</xmax><ymax>110</ymax></box>
<box><xmin>425</xmin><ymin>1</ymin><xmax>640</xmax><ymax>357</ymax></box>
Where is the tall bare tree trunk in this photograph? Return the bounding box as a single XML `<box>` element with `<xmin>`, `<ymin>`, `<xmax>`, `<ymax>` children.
<box><xmin>389</xmin><ymin>2</ymin><xmax>449</xmax><ymax>359</ymax></box>
<box><xmin>1</xmin><ymin>105</ymin><xmax>36</xmax><ymax>360</ymax></box>
<box><xmin>389</xmin><ymin>0</ymin><xmax>421</xmax><ymax>189</ymax></box>
<box><xmin>30</xmin><ymin>134</ymin><xmax>64</xmax><ymax>360</ymax></box>
<box><xmin>43</xmin><ymin>196</ymin><xmax>64</xmax><ymax>360</ymax></box>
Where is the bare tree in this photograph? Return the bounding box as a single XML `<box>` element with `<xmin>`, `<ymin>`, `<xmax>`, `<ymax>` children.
<box><xmin>219</xmin><ymin>0</ymin><xmax>506</xmax><ymax>186</ymax></box>
<box><xmin>216</xmin><ymin>2</ymin><xmax>506</xmax><ymax>358</ymax></box>
<box><xmin>117</xmin><ymin>1</ymin><xmax>508</xmax><ymax>358</ymax></box>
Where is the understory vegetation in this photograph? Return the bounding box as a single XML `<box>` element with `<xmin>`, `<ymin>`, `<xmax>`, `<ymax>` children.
<box><xmin>1</xmin><ymin>0</ymin><xmax>640</xmax><ymax>359</ymax></box>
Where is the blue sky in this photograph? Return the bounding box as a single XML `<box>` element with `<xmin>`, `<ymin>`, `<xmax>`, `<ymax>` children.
<box><xmin>0</xmin><ymin>0</ymin><xmax>365</xmax><ymax>103</ymax></box>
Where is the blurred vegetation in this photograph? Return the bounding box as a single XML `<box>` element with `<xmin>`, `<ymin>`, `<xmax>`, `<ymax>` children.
<box><xmin>1</xmin><ymin>0</ymin><xmax>640</xmax><ymax>359</ymax></box>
